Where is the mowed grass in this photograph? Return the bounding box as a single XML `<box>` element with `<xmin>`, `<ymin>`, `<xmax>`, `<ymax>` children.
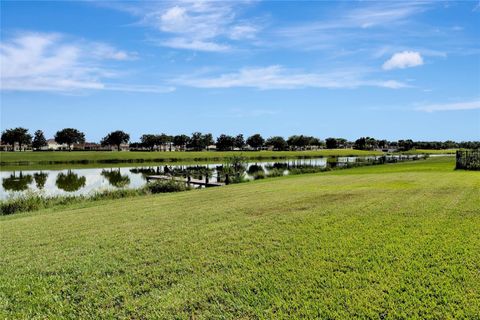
<box><xmin>0</xmin><ymin>149</ymin><xmax>382</xmax><ymax>165</ymax></box>
<box><xmin>400</xmin><ymin>149</ymin><xmax>457</xmax><ymax>155</ymax></box>
<box><xmin>1</xmin><ymin>157</ymin><xmax>479</xmax><ymax>319</ymax></box>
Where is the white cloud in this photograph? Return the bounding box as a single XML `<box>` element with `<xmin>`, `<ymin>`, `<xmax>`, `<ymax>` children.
<box><xmin>345</xmin><ymin>2</ymin><xmax>428</xmax><ymax>28</ymax></box>
<box><xmin>174</xmin><ymin>65</ymin><xmax>409</xmax><ymax>90</ymax></box>
<box><xmin>104</xmin><ymin>0</ymin><xmax>259</xmax><ymax>52</ymax></box>
<box><xmin>229</xmin><ymin>25</ymin><xmax>258</xmax><ymax>40</ymax></box>
<box><xmin>382</xmin><ymin>51</ymin><xmax>424</xmax><ymax>70</ymax></box>
<box><xmin>0</xmin><ymin>32</ymin><xmax>170</xmax><ymax>93</ymax></box>
<box><xmin>89</xmin><ymin>43</ymin><xmax>136</xmax><ymax>61</ymax></box>
<box><xmin>161</xmin><ymin>38</ymin><xmax>230</xmax><ymax>52</ymax></box>
<box><xmin>416</xmin><ymin>99</ymin><xmax>480</xmax><ymax>112</ymax></box>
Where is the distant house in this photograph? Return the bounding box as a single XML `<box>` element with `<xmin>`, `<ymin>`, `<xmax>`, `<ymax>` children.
<box><xmin>43</xmin><ymin>139</ymin><xmax>68</xmax><ymax>151</ymax></box>
<box><xmin>0</xmin><ymin>141</ymin><xmax>10</xmax><ymax>151</ymax></box>
<box><xmin>82</xmin><ymin>142</ymin><xmax>130</xmax><ymax>151</ymax></box>
<box><xmin>1</xmin><ymin>142</ymin><xmax>30</xmax><ymax>151</ymax></box>
<box><xmin>83</xmin><ymin>142</ymin><xmax>101</xmax><ymax>151</ymax></box>
<box><xmin>206</xmin><ymin>144</ymin><xmax>217</xmax><ymax>151</ymax></box>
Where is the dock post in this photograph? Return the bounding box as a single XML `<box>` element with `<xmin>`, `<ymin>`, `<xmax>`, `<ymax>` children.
<box><xmin>225</xmin><ymin>174</ymin><xmax>230</xmax><ymax>185</ymax></box>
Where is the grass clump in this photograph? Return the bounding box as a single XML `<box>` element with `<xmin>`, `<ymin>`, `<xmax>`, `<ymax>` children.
<box><xmin>0</xmin><ymin>183</ymin><xmax>190</xmax><ymax>216</ymax></box>
<box><xmin>289</xmin><ymin>165</ymin><xmax>329</xmax><ymax>175</ymax></box>
<box><xmin>266</xmin><ymin>168</ymin><xmax>285</xmax><ymax>177</ymax></box>
<box><xmin>252</xmin><ymin>170</ymin><xmax>266</xmax><ymax>180</ymax></box>
<box><xmin>146</xmin><ymin>180</ymin><xmax>191</xmax><ymax>193</ymax></box>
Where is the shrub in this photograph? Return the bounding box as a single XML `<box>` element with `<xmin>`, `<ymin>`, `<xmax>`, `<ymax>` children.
<box><xmin>253</xmin><ymin>171</ymin><xmax>266</xmax><ymax>180</ymax></box>
<box><xmin>267</xmin><ymin>168</ymin><xmax>285</xmax><ymax>178</ymax></box>
<box><xmin>0</xmin><ymin>193</ymin><xmax>44</xmax><ymax>215</ymax></box>
<box><xmin>147</xmin><ymin>180</ymin><xmax>190</xmax><ymax>193</ymax></box>
<box><xmin>288</xmin><ymin>166</ymin><xmax>327</xmax><ymax>175</ymax></box>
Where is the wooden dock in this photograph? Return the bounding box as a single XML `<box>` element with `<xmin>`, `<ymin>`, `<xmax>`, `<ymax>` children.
<box><xmin>146</xmin><ymin>175</ymin><xmax>225</xmax><ymax>187</ymax></box>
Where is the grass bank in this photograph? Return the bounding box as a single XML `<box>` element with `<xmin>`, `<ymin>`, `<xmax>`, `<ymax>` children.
<box><xmin>0</xmin><ymin>149</ymin><xmax>382</xmax><ymax>166</ymax></box>
<box><xmin>398</xmin><ymin>148</ymin><xmax>457</xmax><ymax>155</ymax></box>
<box><xmin>1</xmin><ymin>157</ymin><xmax>479</xmax><ymax>319</ymax></box>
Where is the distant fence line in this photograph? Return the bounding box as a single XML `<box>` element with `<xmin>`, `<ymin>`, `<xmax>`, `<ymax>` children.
<box><xmin>456</xmin><ymin>150</ymin><xmax>480</xmax><ymax>170</ymax></box>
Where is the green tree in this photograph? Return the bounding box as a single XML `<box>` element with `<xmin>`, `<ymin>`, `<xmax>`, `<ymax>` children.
<box><xmin>32</xmin><ymin>130</ymin><xmax>47</xmax><ymax>150</ymax></box>
<box><xmin>246</xmin><ymin>134</ymin><xmax>265</xmax><ymax>150</ymax></box>
<box><xmin>202</xmin><ymin>133</ymin><xmax>214</xmax><ymax>149</ymax></box>
<box><xmin>216</xmin><ymin>134</ymin><xmax>236</xmax><ymax>151</ymax></box>
<box><xmin>354</xmin><ymin>137</ymin><xmax>377</xmax><ymax>150</ymax></box>
<box><xmin>55</xmin><ymin>128</ymin><xmax>85</xmax><ymax>151</ymax></box>
<box><xmin>336</xmin><ymin>138</ymin><xmax>348</xmax><ymax>148</ymax></box>
<box><xmin>234</xmin><ymin>134</ymin><xmax>245</xmax><ymax>149</ymax></box>
<box><xmin>173</xmin><ymin>135</ymin><xmax>190</xmax><ymax>151</ymax></box>
<box><xmin>157</xmin><ymin>133</ymin><xmax>173</xmax><ymax>151</ymax></box>
<box><xmin>287</xmin><ymin>135</ymin><xmax>310</xmax><ymax>150</ymax></box>
<box><xmin>140</xmin><ymin>134</ymin><xmax>157</xmax><ymax>151</ymax></box>
<box><xmin>398</xmin><ymin>139</ymin><xmax>414</xmax><ymax>151</ymax></box>
<box><xmin>307</xmin><ymin>137</ymin><xmax>323</xmax><ymax>148</ymax></box>
<box><xmin>101</xmin><ymin>130</ymin><xmax>130</xmax><ymax>151</ymax></box>
<box><xmin>325</xmin><ymin>137</ymin><xmax>338</xmax><ymax>149</ymax></box>
<box><xmin>188</xmin><ymin>132</ymin><xmax>213</xmax><ymax>151</ymax></box>
<box><xmin>1</xmin><ymin>127</ymin><xmax>32</xmax><ymax>151</ymax></box>
<box><xmin>266</xmin><ymin>136</ymin><xmax>288</xmax><ymax>151</ymax></box>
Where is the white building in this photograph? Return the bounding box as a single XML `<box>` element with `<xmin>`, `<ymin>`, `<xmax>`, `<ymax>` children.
<box><xmin>42</xmin><ymin>139</ymin><xmax>69</xmax><ymax>151</ymax></box>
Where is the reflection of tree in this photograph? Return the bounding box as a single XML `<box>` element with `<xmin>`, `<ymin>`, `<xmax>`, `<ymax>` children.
<box><xmin>2</xmin><ymin>172</ymin><xmax>33</xmax><ymax>192</ymax></box>
<box><xmin>56</xmin><ymin>170</ymin><xmax>86</xmax><ymax>192</ymax></box>
<box><xmin>247</xmin><ymin>164</ymin><xmax>264</xmax><ymax>175</ymax></box>
<box><xmin>129</xmin><ymin>167</ymin><xmax>156</xmax><ymax>177</ymax></box>
<box><xmin>101</xmin><ymin>169</ymin><xmax>130</xmax><ymax>188</ymax></box>
<box><xmin>33</xmin><ymin>172</ymin><xmax>48</xmax><ymax>190</ymax></box>
<box><xmin>265</xmin><ymin>163</ymin><xmax>288</xmax><ymax>170</ymax></box>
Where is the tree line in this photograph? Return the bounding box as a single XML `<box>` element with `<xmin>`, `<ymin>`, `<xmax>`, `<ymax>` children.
<box><xmin>1</xmin><ymin>127</ymin><xmax>479</xmax><ymax>152</ymax></box>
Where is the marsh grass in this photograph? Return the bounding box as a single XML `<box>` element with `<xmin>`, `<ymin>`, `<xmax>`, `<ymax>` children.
<box><xmin>0</xmin><ymin>181</ymin><xmax>190</xmax><ymax>215</ymax></box>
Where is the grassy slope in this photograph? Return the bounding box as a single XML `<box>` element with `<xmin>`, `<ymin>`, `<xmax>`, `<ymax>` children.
<box><xmin>400</xmin><ymin>149</ymin><xmax>457</xmax><ymax>155</ymax></box>
<box><xmin>0</xmin><ymin>149</ymin><xmax>382</xmax><ymax>165</ymax></box>
<box><xmin>1</xmin><ymin>158</ymin><xmax>479</xmax><ymax>319</ymax></box>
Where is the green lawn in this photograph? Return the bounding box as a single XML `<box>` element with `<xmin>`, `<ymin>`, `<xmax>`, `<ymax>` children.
<box><xmin>0</xmin><ymin>149</ymin><xmax>382</xmax><ymax>166</ymax></box>
<box><xmin>400</xmin><ymin>149</ymin><xmax>457</xmax><ymax>155</ymax></box>
<box><xmin>1</xmin><ymin>157</ymin><xmax>479</xmax><ymax>319</ymax></box>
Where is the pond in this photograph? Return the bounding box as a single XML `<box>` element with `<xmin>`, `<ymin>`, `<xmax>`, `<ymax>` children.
<box><xmin>0</xmin><ymin>155</ymin><xmax>426</xmax><ymax>200</ymax></box>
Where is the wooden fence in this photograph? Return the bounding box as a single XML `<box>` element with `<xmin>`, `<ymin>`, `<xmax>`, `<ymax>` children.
<box><xmin>456</xmin><ymin>150</ymin><xmax>480</xmax><ymax>170</ymax></box>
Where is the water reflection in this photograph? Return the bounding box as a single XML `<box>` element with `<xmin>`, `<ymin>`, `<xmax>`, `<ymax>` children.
<box><xmin>33</xmin><ymin>172</ymin><xmax>48</xmax><ymax>190</ymax></box>
<box><xmin>2</xmin><ymin>172</ymin><xmax>33</xmax><ymax>191</ymax></box>
<box><xmin>101</xmin><ymin>169</ymin><xmax>130</xmax><ymax>188</ymax></box>
<box><xmin>247</xmin><ymin>164</ymin><xmax>265</xmax><ymax>175</ymax></box>
<box><xmin>56</xmin><ymin>170</ymin><xmax>86</xmax><ymax>192</ymax></box>
<box><xmin>1</xmin><ymin>155</ymin><xmax>428</xmax><ymax>199</ymax></box>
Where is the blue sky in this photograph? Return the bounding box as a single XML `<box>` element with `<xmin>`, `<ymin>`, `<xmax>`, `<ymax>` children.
<box><xmin>1</xmin><ymin>0</ymin><xmax>479</xmax><ymax>142</ymax></box>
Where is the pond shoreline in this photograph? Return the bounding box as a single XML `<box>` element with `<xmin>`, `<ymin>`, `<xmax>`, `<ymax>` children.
<box><xmin>1</xmin><ymin>155</ymin><xmax>432</xmax><ymax>215</ymax></box>
<box><xmin>1</xmin><ymin>149</ymin><xmax>426</xmax><ymax>167</ymax></box>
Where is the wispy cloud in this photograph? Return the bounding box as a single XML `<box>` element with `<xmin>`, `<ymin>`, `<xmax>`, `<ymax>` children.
<box><xmin>344</xmin><ymin>2</ymin><xmax>429</xmax><ymax>28</ymax></box>
<box><xmin>0</xmin><ymin>32</ymin><xmax>172</xmax><ymax>93</ymax></box>
<box><xmin>173</xmin><ymin>65</ymin><xmax>409</xmax><ymax>90</ymax></box>
<box><xmin>274</xmin><ymin>1</ymin><xmax>430</xmax><ymax>44</ymax></box>
<box><xmin>102</xmin><ymin>0</ymin><xmax>259</xmax><ymax>52</ymax></box>
<box><xmin>416</xmin><ymin>99</ymin><xmax>480</xmax><ymax>112</ymax></box>
<box><xmin>383</xmin><ymin>51</ymin><xmax>424</xmax><ymax>70</ymax></box>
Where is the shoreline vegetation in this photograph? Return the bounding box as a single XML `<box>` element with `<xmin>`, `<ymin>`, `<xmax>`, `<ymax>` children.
<box><xmin>0</xmin><ymin>149</ymin><xmax>455</xmax><ymax>168</ymax></box>
<box><xmin>1</xmin><ymin>155</ymin><xmax>431</xmax><ymax>216</ymax></box>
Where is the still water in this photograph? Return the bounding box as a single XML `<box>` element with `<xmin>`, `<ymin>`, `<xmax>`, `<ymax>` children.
<box><xmin>0</xmin><ymin>155</ymin><xmax>424</xmax><ymax>200</ymax></box>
